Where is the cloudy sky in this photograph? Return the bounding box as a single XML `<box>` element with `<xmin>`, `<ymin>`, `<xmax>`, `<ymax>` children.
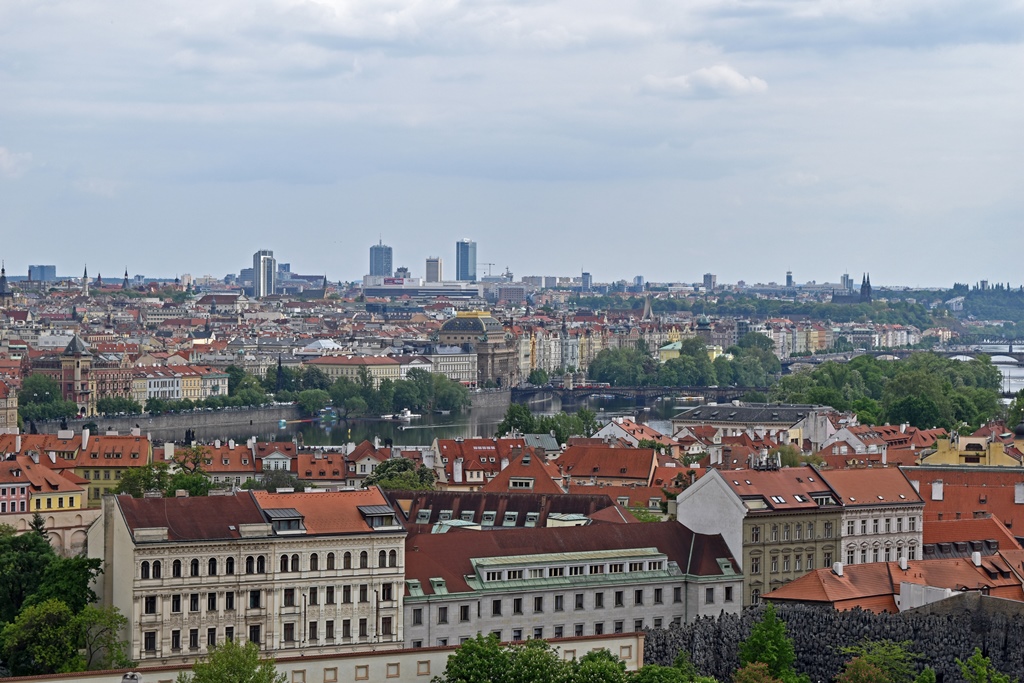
<box><xmin>1</xmin><ymin>0</ymin><xmax>1022</xmax><ymax>287</ymax></box>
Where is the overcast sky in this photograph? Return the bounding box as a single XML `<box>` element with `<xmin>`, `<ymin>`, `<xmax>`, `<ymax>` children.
<box><xmin>1</xmin><ymin>0</ymin><xmax>1022</xmax><ymax>287</ymax></box>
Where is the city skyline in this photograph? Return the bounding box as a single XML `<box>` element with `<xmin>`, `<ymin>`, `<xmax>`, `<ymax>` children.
<box><xmin>1</xmin><ymin>2</ymin><xmax>1021</xmax><ymax>286</ymax></box>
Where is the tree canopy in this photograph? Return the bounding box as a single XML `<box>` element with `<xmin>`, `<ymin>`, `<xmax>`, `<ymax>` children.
<box><xmin>176</xmin><ymin>639</ymin><xmax>285</xmax><ymax>683</ymax></box>
<box><xmin>362</xmin><ymin>458</ymin><xmax>436</xmax><ymax>491</ymax></box>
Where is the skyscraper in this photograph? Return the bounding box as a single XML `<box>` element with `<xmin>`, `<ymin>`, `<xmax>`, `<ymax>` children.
<box><xmin>581</xmin><ymin>272</ymin><xmax>592</xmax><ymax>292</ymax></box>
<box><xmin>425</xmin><ymin>257</ymin><xmax>443</xmax><ymax>283</ymax></box>
<box><xmin>786</xmin><ymin>271</ymin><xmax>794</xmax><ymax>288</ymax></box>
<box><xmin>28</xmin><ymin>265</ymin><xmax>57</xmax><ymax>281</ymax></box>
<box><xmin>703</xmin><ymin>273</ymin><xmax>717</xmax><ymax>292</ymax></box>
<box><xmin>253</xmin><ymin>249</ymin><xmax>276</xmax><ymax>299</ymax></box>
<box><xmin>370</xmin><ymin>240</ymin><xmax>393</xmax><ymax>277</ymax></box>
<box><xmin>455</xmin><ymin>239</ymin><xmax>476</xmax><ymax>282</ymax></box>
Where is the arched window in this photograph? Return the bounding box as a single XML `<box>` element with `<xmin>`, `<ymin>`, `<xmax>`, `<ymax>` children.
<box><xmin>327</xmin><ymin>553</ymin><xmax>336</xmax><ymax>570</ymax></box>
<box><xmin>190</xmin><ymin>559</ymin><xmax>200</xmax><ymax>577</ymax></box>
<box><xmin>226</xmin><ymin>557</ymin><xmax>235</xmax><ymax>575</ymax></box>
<box><xmin>310</xmin><ymin>553</ymin><xmax>319</xmax><ymax>571</ymax></box>
<box><xmin>290</xmin><ymin>554</ymin><xmax>299</xmax><ymax>572</ymax></box>
<box><xmin>359</xmin><ymin>551</ymin><xmax>368</xmax><ymax>569</ymax></box>
<box><xmin>173</xmin><ymin>559</ymin><xmax>182</xmax><ymax>578</ymax></box>
<box><xmin>208</xmin><ymin>558</ymin><xmax>217</xmax><ymax>576</ymax></box>
<box><xmin>751</xmin><ymin>589</ymin><xmax>761</xmax><ymax>604</ymax></box>
<box><xmin>343</xmin><ymin>552</ymin><xmax>352</xmax><ymax>570</ymax></box>
<box><xmin>378</xmin><ymin>550</ymin><xmax>387</xmax><ymax>568</ymax></box>
<box><xmin>245</xmin><ymin>556</ymin><xmax>255</xmax><ymax>574</ymax></box>
<box><xmin>153</xmin><ymin>560</ymin><xmax>162</xmax><ymax>578</ymax></box>
<box><xmin>257</xmin><ymin>556</ymin><xmax>266</xmax><ymax>574</ymax></box>
<box><xmin>389</xmin><ymin>549</ymin><xmax>397</xmax><ymax>567</ymax></box>
<box><xmin>141</xmin><ymin>561</ymin><xmax>150</xmax><ymax>579</ymax></box>
<box><xmin>281</xmin><ymin>554</ymin><xmax>289</xmax><ymax>573</ymax></box>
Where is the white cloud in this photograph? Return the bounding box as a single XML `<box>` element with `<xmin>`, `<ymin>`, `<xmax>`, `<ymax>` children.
<box><xmin>641</xmin><ymin>64</ymin><xmax>768</xmax><ymax>98</ymax></box>
<box><xmin>0</xmin><ymin>147</ymin><xmax>33</xmax><ymax>178</ymax></box>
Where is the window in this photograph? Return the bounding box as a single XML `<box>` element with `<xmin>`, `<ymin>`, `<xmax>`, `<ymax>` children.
<box><xmin>189</xmin><ymin>628</ymin><xmax>199</xmax><ymax>649</ymax></box>
<box><xmin>291</xmin><ymin>554</ymin><xmax>299</xmax><ymax>572</ymax></box>
<box><xmin>173</xmin><ymin>559</ymin><xmax>182</xmax><ymax>577</ymax></box>
<box><xmin>326</xmin><ymin>586</ymin><xmax>335</xmax><ymax>604</ymax></box>
<box><xmin>860</xmin><ymin>520</ymin><xmax>867</xmax><ymax>534</ymax></box>
<box><xmin>595</xmin><ymin>592</ymin><xmax>605</xmax><ymax>608</ymax></box>
<box><xmin>343</xmin><ymin>586</ymin><xmax>352</xmax><ymax>603</ymax></box>
<box><xmin>750</xmin><ymin>525</ymin><xmax>760</xmax><ymax>543</ymax></box>
<box><xmin>795</xmin><ymin>524</ymin><xmax>802</xmax><ymax>540</ymax></box>
<box><xmin>343</xmin><ymin>620</ymin><xmax>352</xmax><ymax>639</ymax></box>
<box><xmin>512</xmin><ymin>629</ymin><xmax>523</xmax><ymax>641</ymax></box>
<box><xmin>327</xmin><ymin>553</ymin><xmax>336</xmax><ymax>570</ymax></box>
<box><xmin>209</xmin><ymin>558</ymin><xmax>217</xmax><ymax>576</ymax></box>
<box><xmin>783</xmin><ymin>555</ymin><xmax>790</xmax><ymax>572</ymax></box>
<box><xmin>207</xmin><ymin>628</ymin><xmax>217</xmax><ymax>647</ymax></box>
<box><xmin>861</xmin><ymin>550</ymin><xmax>867</xmax><ymax>564</ymax></box>
<box><xmin>594</xmin><ymin>623</ymin><xmax>604</xmax><ymax>635</ymax></box>
<box><xmin>554</xmin><ymin>626</ymin><xmax>564</xmax><ymax>638</ymax></box>
<box><xmin>257</xmin><ymin>556</ymin><xmax>266</xmax><ymax>573</ymax></box>
<box><xmin>909</xmin><ymin>517</ymin><xmax>917</xmax><ymax>532</ymax></box>
<box><xmin>629</xmin><ymin>562</ymin><xmax>643</xmax><ymax>572</ymax></box>
<box><xmin>613</xmin><ymin>591</ymin><xmax>624</xmax><ymax>607</ymax></box>
<box><xmin>896</xmin><ymin>517</ymin><xmax>903</xmax><ymax>532</ymax></box>
<box><xmin>359</xmin><ymin>618</ymin><xmax>368</xmax><ymax>638</ymax></box>
<box><xmin>705</xmin><ymin>588</ymin><xmax>714</xmax><ymax>604</ymax></box>
<box><xmin>141</xmin><ymin>561</ymin><xmax>150</xmax><ymax>579</ymax></box>
<box><xmin>310</xmin><ymin>587</ymin><xmax>319</xmax><ymax>606</ymax></box>
<box><xmin>873</xmin><ymin>548</ymin><xmax>879</xmax><ymax>563</ymax></box>
<box><xmin>770</xmin><ymin>525</ymin><xmax>778</xmax><ymax>541</ymax></box>
<box><xmin>589</xmin><ymin>564</ymin><xmax>605</xmax><ymax>575</ymax></box>
<box><xmin>634</xmin><ymin>589</ymin><xmax>644</xmax><ymax>606</ymax></box>
<box><xmin>359</xmin><ymin>584</ymin><xmax>368</xmax><ymax>603</ymax></box>
<box><xmin>344</xmin><ymin>552</ymin><xmax>352</xmax><ymax>569</ymax></box>
<box><xmin>460</xmin><ymin>604</ymin><xmax>471</xmax><ymax>622</ymax></box>
<box><xmin>634</xmin><ymin>619</ymin><xmax>644</xmax><ymax>631</ymax></box>
<box><xmin>191</xmin><ymin>559</ymin><xmax>200</xmax><ymax>577</ymax></box>
<box><xmin>771</xmin><ymin>556</ymin><xmax>778</xmax><ymax>573</ymax></box>
<box><xmin>872</xmin><ymin>519</ymin><xmax>879</xmax><ymax>533</ymax></box>
<box><xmin>359</xmin><ymin>551</ymin><xmax>368</xmax><ymax>569</ymax></box>
<box><xmin>245</xmin><ymin>556</ymin><xmax>254</xmax><ymax>574</ymax></box>
<box><xmin>310</xmin><ymin>553</ymin><xmax>319</xmax><ymax>571</ymax></box>
<box><xmin>284</xmin><ymin>623</ymin><xmax>296</xmax><ymax>643</ymax></box>
<box><xmin>654</xmin><ymin>588</ymin><xmax>663</xmax><ymax>604</ymax></box>
<box><xmin>673</xmin><ymin>587</ymin><xmax>682</xmax><ymax>603</ymax></box>
<box><xmin>412</xmin><ymin>608</ymin><xmax>423</xmax><ymax>626</ymax></box>
<box><xmin>144</xmin><ymin>596</ymin><xmax>157</xmax><ymax>614</ymax></box>
<box><xmin>751</xmin><ymin>557</ymin><xmax>761</xmax><ymax>575</ymax></box>
<box><xmin>225</xmin><ymin>592</ymin><xmax>235</xmax><ymax>610</ymax></box>
<box><xmin>513</xmin><ymin>597</ymin><xmax>523</xmax><ymax>615</ymax></box>
<box><xmin>614</xmin><ymin>620</ymin><xmax>624</xmax><ymax>634</ymax></box>
<box><xmin>249</xmin><ymin>625</ymin><xmax>261</xmax><ymax>645</ymax></box>
<box><xmin>609</xmin><ymin>563</ymin><xmax>624</xmax><ymax>574</ymax></box>
<box><xmin>884</xmin><ymin>547</ymin><xmax>891</xmax><ymax>561</ymax></box>
<box><xmin>847</xmin><ymin>550</ymin><xmax>856</xmax><ymax>565</ymax></box>
<box><xmin>574</xmin><ymin>624</ymin><xmax>584</xmax><ymax>637</ymax></box>
<box><xmin>575</xmin><ymin>593</ymin><xmax>586</xmax><ymax>610</ymax></box>
<box><xmin>144</xmin><ymin>631</ymin><xmax>156</xmax><ymax>652</ymax></box>
<box><xmin>725</xmin><ymin>587</ymin><xmax>734</xmax><ymax>602</ymax></box>
<box><xmin>751</xmin><ymin>589</ymin><xmax>761</xmax><ymax>604</ymax></box>
<box><xmin>908</xmin><ymin>546</ymin><xmax>917</xmax><ymax>560</ymax></box>
<box><xmin>847</xmin><ymin>520</ymin><xmax>855</xmax><ymax>535</ymax></box>
<box><xmin>309</xmin><ymin>621</ymin><xmax>318</xmax><ymax>641</ymax></box>
<box><xmin>326</xmin><ymin>620</ymin><xmax>335</xmax><ymax>639</ymax></box>
<box><xmin>824</xmin><ymin>552</ymin><xmax>833</xmax><ymax>567</ymax></box>
<box><xmin>807</xmin><ymin>522</ymin><xmax>814</xmax><ymax>539</ymax></box>
<box><xmin>285</xmin><ymin>589</ymin><xmax>296</xmax><ymax>607</ymax></box>
<box><xmin>807</xmin><ymin>554</ymin><xmax>814</xmax><ymax>569</ymax></box>
<box><xmin>389</xmin><ymin>550</ymin><xmax>398</xmax><ymax>567</ymax></box>
<box><xmin>172</xmin><ymin>595</ymin><xmax>181</xmax><ymax>613</ymax></box>
<box><xmin>507</xmin><ymin>570</ymin><xmax>523</xmax><ymax>580</ymax></box>
<box><xmin>378</xmin><ymin>550</ymin><xmax>387</xmax><ymax>568</ymax></box>
<box><xmin>534</xmin><ymin>596</ymin><xmax>544</xmax><ymax>613</ymax></box>
<box><xmin>190</xmin><ymin>593</ymin><xmax>200</xmax><ymax>612</ymax></box>
<box><xmin>885</xmin><ymin>518</ymin><xmax>891</xmax><ymax>533</ymax></box>
<box><xmin>381</xmin><ymin>617</ymin><xmax>393</xmax><ymax>636</ymax></box>
<box><xmin>554</xmin><ymin>595</ymin><xmax>564</xmax><ymax>612</ymax></box>
<box><xmin>824</xmin><ymin>522</ymin><xmax>833</xmax><ymax>539</ymax></box>
<box><xmin>795</xmin><ymin>556</ymin><xmax>802</xmax><ymax>571</ymax></box>
<box><xmin>249</xmin><ymin>590</ymin><xmax>261</xmax><ymax>609</ymax></box>
<box><xmin>569</xmin><ymin>565</ymin><xmax>584</xmax><ymax>576</ymax></box>
<box><xmin>783</xmin><ymin>524</ymin><xmax>790</xmax><ymax>541</ymax></box>
<box><xmin>172</xmin><ymin>629</ymin><xmax>181</xmax><ymax>650</ymax></box>
<box><xmin>281</xmin><ymin>555</ymin><xmax>290</xmax><ymax>573</ymax></box>
<box><xmin>226</xmin><ymin>557</ymin><xmax>234</xmax><ymax>575</ymax></box>
<box><xmin>207</xmin><ymin>593</ymin><xmax>217</xmax><ymax>611</ymax></box>
<box><xmin>485</xmin><ymin>571</ymin><xmax>502</xmax><ymax>582</ymax></box>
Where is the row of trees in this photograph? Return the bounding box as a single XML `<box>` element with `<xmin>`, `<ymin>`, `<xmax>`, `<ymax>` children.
<box><xmin>495</xmin><ymin>404</ymin><xmax>601</xmax><ymax>444</ymax></box>
<box><xmin>770</xmin><ymin>353</ymin><xmax>1003</xmax><ymax>430</ymax></box>
<box><xmin>0</xmin><ymin>521</ymin><xmax>130</xmax><ymax>677</ymax></box>
<box><xmin>588</xmin><ymin>334</ymin><xmax>781</xmax><ymax>389</ymax></box>
<box><xmin>327</xmin><ymin>367</ymin><xmax>471</xmax><ymax>418</ymax></box>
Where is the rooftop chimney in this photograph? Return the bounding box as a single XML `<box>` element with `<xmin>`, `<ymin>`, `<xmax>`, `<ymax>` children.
<box><xmin>215</xmin><ymin>439</ymin><xmax>221</xmax><ymax>448</ymax></box>
<box><xmin>81</xmin><ymin>428</ymin><xmax>90</xmax><ymax>451</ymax></box>
<box><xmin>15</xmin><ymin>434</ymin><xmax>21</xmax><ymax>453</ymax></box>
<box><xmin>899</xmin><ymin>557</ymin><xmax>908</xmax><ymax>571</ymax></box>
<box><xmin>832</xmin><ymin>562</ymin><xmax>844</xmax><ymax>577</ymax></box>
<box><xmin>972</xmin><ymin>551</ymin><xmax>982</xmax><ymax>567</ymax></box>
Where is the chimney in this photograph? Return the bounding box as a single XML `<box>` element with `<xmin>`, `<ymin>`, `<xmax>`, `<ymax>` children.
<box><xmin>1016</xmin><ymin>483</ymin><xmax>1024</xmax><ymax>505</ymax></box>
<box><xmin>30</xmin><ymin>451</ymin><xmax>39</xmax><ymax>464</ymax></box>
<box><xmin>422</xmin><ymin>450</ymin><xmax>435</xmax><ymax>469</ymax></box>
<box><xmin>374</xmin><ymin>436</ymin><xmax>381</xmax><ymax>450</ymax></box>
<box><xmin>215</xmin><ymin>439</ymin><xmax>221</xmax><ymax>448</ymax></box>
<box><xmin>228</xmin><ymin>440</ymin><xmax>235</xmax><ymax>450</ymax></box>
<box><xmin>453</xmin><ymin>457</ymin><xmax>464</xmax><ymax>484</ymax></box>
<box><xmin>15</xmin><ymin>434</ymin><xmax>21</xmax><ymax>453</ymax></box>
<box><xmin>164</xmin><ymin>443</ymin><xmax>175</xmax><ymax>461</ymax></box>
<box><xmin>48</xmin><ymin>451</ymin><xmax>56</xmax><ymax>464</ymax></box>
<box><xmin>82</xmin><ymin>428</ymin><xmax>90</xmax><ymax>451</ymax></box>
<box><xmin>881</xmin><ymin>445</ymin><xmax>887</xmax><ymax>466</ymax></box>
<box><xmin>175</xmin><ymin>489</ymin><xmax>189</xmax><ymax>498</ymax></box>
<box><xmin>932</xmin><ymin>480</ymin><xmax>944</xmax><ymax>501</ymax></box>
<box><xmin>500</xmin><ymin>457</ymin><xmax>509</xmax><ymax>471</ymax></box>
<box><xmin>899</xmin><ymin>557</ymin><xmax>908</xmax><ymax>571</ymax></box>
<box><xmin>832</xmin><ymin>562</ymin><xmax>844</xmax><ymax>577</ymax></box>
<box><xmin>131</xmin><ymin>427</ymin><xmax>141</xmax><ymax>437</ymax></box>
<box><xmin>900</xmin><ymin>423</ymin><xmax>908</xmax><ymax>434</ymax></box>
<box><xmin>972</xmin><ymin>551</ymin><xmax>982</xmax><ymax>567</ymax></box>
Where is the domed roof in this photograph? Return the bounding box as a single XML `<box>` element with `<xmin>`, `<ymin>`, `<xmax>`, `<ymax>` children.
<box><xmin>440</xmin><ymin>312</ymin><xmax>503</xmax><ymax>335</ymax></box>
<box><xmin>1015</xmin><ymin>422</ymin><xmax>1024</xmax><ymax>438</ymax></box>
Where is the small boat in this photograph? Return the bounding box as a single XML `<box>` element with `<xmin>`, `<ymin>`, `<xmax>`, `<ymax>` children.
<box><xmin>396</xmin><ymin>408</ymin><xmax>421</xmax><ymax>421</ymax></box>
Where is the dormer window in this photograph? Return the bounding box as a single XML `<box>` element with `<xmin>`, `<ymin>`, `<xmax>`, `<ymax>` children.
<box><xmin>265</xmin><ymin>508</ymin><xmax>306</xmax><ymax>534</ymax></box>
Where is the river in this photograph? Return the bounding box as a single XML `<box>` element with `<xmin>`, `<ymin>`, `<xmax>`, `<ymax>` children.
<box><xmin>236</xmin><ymin>394</ymin><xmax>684</xmax><ymax>448</ymax></box>
<box><xmin>968</xmin><ymin>344</ymin><xmax>1024</xmax><ymax>396</ymax></box>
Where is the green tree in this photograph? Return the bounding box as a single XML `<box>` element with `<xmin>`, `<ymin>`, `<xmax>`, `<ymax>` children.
<box><xmin>242</xmin><ymin>470</ymin><xmax>307</xmax><ymax>492</ymax></box>
<box><xmin>297</xmin><ymin>389</ymin><xmax>331</xmax><ymax>416</ymax></box>
<box><xmin>115</xmin><ymin>462</ymin><xmax>171</xmax><ymax>498</ymax></box>
<box><xmin>528</xmin><ymin>368</ymin><xmax>550</xmax><ymax>385</ymax></box>
<box><xmin>1007</xmin><ymin>389</ymin><xmax>1024</xmax><ymax>430</ymax></box>
<box><xmin>30</xmin><ymin>512</ymin><xmax>47</xmax><ymax>536</ymax></box>
<box><xmin>363</xmin><ymin>458</ymin><xmax>436</xmax><ymax>491</ymax></box>
<box><xmin>572</xmin><ymin>649</ymin><xmax>628</xmax><ymax>683</ymax></box>
<box><xmin>0</xmin><ymin>599</ymin><xmax>82</xmax><ymax>676</ymax></box>
<box><xmin>76</xmin><ymin>605</ymin><xmax>132</xmax><ymax>670</ymax></box>
<box><xmin>24</xmin><ymin>555</ymin><xmax>102</xmax><ymax>614</ymax></box>
<box><xmin>300</xmin><ymin>366</ymin><xmax>333</xmax><ymax>391</ymax></box>
<box><xmin>738</xmin><ymin>604</ymin><xmax>803</xmax><ymax>683</ymax></box>
<box><xmin>17</xmin><ymin>374</ymin><xmax>79</xmax><ymax>422</ymax></box>
<box><xmin>0</xmin><ymin>527</ymin><xmax>56</xmax><ymax>623</ymax></box>
<box><xmin>835</xmin><ymin>657</ymin><xmax>890</xmax><ymax>683</ymax></box>
<box><xmin>496</xmin><ymin>404</ymin><xmax>537</xmax><ymax>437</ymax></box>
<box><xmin>732</xmin><ymin>662</ymin><xmax>782</xmax><ymax>683</ymax></box>
<box><xmin>176</xmin><ymin>639</ymin><xmax>285</xmax><ymax>683</ymax></box>
<box><xmin>913</xmin><ymin>669</ymin><xmax>936</xmax><ymax>683</ymax></box>
<box><xmin>840</xmin><ymin>640</ymin><xmax>921</xmax><ymax>683</ymax></box>
<box><xmin>343</xmin><ymin>396</ymin><xmax>368</xmax><ymax>417</ymax></box>
<box><xmin>435</xmin><ymin>633</ymin><xmax>511</xmax><ymax>683</ymax></box>
<box><xmin>956</xmin><ymin>648</ymin><xmax>1014</xmax><ymax>683</ymax></box>
<box><xmin>225</xmin><ymin>365</ymin><xmax>247</xmax><ymax>394</ymax></box>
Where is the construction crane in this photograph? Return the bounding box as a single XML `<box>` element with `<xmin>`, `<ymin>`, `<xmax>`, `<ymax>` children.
<box><xmin>480</xmin><ymin>262</ymin><xmax>496</xmax><ymax>277</ymax></box>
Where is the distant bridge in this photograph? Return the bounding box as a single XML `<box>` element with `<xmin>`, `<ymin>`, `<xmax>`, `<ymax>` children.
<box><xmin>510</xmin><ymin>385</ymin><xmax>769</xmax><ymax>405</ymax></box>
<box><xmin>781</xmin><ymin>349</ymin><xmax>1024</xmax><ymax>366</ymax></box>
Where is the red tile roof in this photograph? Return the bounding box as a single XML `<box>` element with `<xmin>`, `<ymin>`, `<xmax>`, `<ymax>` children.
<box><xmin>117</xmin><ymin>493</ymin><xmax>265</xmax><ymax>541</ymax></box>
<box><xmin>252</xmin><ymin>488</ymin><xmax>393</xmax><ymax>535</ymax></box>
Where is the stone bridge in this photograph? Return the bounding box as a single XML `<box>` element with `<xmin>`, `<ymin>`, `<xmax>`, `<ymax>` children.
<box><xmin>511</xmin><ymin>385</ymin><xmax>768</xmax><ymax>405</ymax></box>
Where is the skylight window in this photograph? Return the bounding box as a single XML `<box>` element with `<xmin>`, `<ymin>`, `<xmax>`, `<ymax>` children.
<box><xmin>770</xmin><ymin>496</ymin><xmax>786</xmax><ymax>504</ymax></box>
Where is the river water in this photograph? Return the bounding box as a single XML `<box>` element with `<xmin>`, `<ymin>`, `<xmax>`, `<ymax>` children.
<box><xmin>232</xmin><ymin>394</ymin><xmax>684</xmax><ymax>448</ymax></box>
<box><xmin>968</xmin><ymin>344</ymin><xmax>1024</xmax><ymax>396</ymax></box>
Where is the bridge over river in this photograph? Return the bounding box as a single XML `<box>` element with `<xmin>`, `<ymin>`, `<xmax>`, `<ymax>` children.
<box><xmin>511</xmin><ymin>385</ymin><xmax>769</xmax><ymax>406</ymax></box>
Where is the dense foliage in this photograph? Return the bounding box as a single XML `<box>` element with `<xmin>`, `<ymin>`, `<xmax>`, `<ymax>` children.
<box><xmin>0</xmin><ymin>525</ymin><xmax>130</xmax><ymax>676</ymax></box>
<box><xmin>362</xmin><ymin>457</ymin><xmax>436</xmax><ymax>490</ymax></box>
<box><xmin>115</xmin><ymin>444</ymin><xmax>213</xmax><ymax>498</ymax></box>
<box><xmin>176</xmin><ymin>639</ymin><xmax>284</xmax><ymax>683</ymax></box>
<box><xmin>17</xmin><ymin>374</ymin><xmax>79</xmax><ymax>422</ymax></box>
<box><xmin>588</xmin><ymin>334</ymin><xmax>780</xmax><ymax>388</ymax></box>
<box><xmin>495</xmin><ymin>404</ymin><xmax>600</xmax><ymax>444</ymax></box>
<box><xmin>328</xmin><ymin>368</ymin><xmax>470</xmax><ymax>417</ymax></box>
<box><xmin>769</xmin><ymin>353</ymin><xmax>1002</xmax><ymax>430</ymax></box>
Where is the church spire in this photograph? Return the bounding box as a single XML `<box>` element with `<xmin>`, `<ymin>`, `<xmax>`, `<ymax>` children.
<box><xmin>83</xmin><ymin>265</ymin><xmax>89</xmax><ymax>297</ymax></box>
<box><xmin>123</xmin><ymin>268</ymin><xmax>129</xmax><ymax>289</ymax></box>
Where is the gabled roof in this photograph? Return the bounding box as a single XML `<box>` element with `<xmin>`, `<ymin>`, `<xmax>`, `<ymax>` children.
<box><xmin>481</xmin><ymin>450</ymin><xmax>565</xmax><ymax>494</ymax></box>
<box><xmin>252</xmin><ymin>488</ymin><xmax>396</xmax><ymax>535</ymax></box>
<box><xmin>555</xmin><ymin>445</ymin><xmax>657</xmax><ymax>483</ymax></box>
<box><xmin>818</xmin><ymin>467</ymin><xmax>923</xmax><ymax>506</ymax></box>
<box><xmin>117</xmin><ymin>493</ymin><xmax>266</xmax><ymax>541</ymax></box>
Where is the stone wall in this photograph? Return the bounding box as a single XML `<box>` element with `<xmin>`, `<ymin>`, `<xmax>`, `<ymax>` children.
<box><xmin>33</xmin><ymin>405</ymin><xmax>303</xmax><ymax>442</ymax></box>
<box><xmin>470</xmin><ymin>388</ymin><xmax>511</xmax><ymax>410</ymax></box>
<box><xmin>644</xmin><ymin>599</ymin><xmax>1024</xmax><ymax>682</ymax></box>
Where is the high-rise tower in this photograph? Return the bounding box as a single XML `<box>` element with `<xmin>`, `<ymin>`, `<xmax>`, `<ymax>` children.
<box><xmin>455</xmin><ymin>239</ymin><xmax>476</xmax><ymax>282</ymax></box>
<box><xmin>425</xmin><ymin>257</ymin><xmax>443</xmax><ymax>283</ymax></box>
<box><xmin>369</xmin><ymin>240</ymin><xmax>393</xmax><ymax>277</ymax></box>
<box><xmin>253</xmin><ymin>250</ymin><xmax>276</xmax><ymax>299</ymax></box>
